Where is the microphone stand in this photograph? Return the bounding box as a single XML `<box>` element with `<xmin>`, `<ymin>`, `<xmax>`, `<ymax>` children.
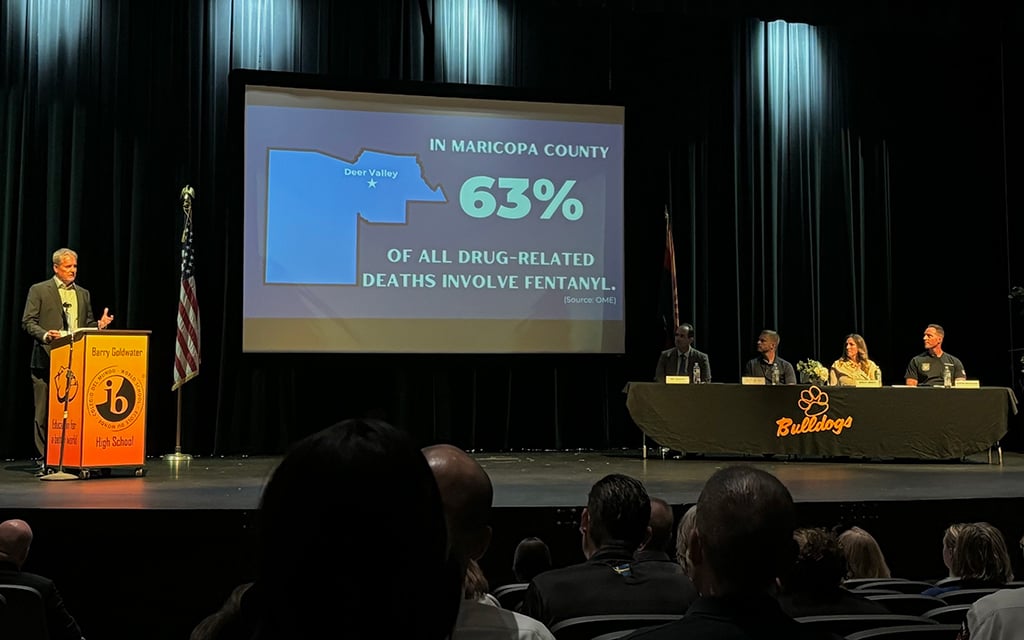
<box><xmin>42</xmin><ymin>326</ymin><xmax>79</xmax><ymax>481</ymax></box>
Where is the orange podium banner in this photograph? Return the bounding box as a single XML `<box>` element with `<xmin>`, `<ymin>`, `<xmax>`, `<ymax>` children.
<box><xmin>46</xmin><ymin>329</ymin><xmax>151</xmax><ymax>472</ymax></box>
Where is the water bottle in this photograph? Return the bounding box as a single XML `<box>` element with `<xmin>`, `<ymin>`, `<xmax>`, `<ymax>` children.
<box><xmin>874</xmin><ymin>368</ymin><xmax>882</xmax><ymax>385</ymax></box>
<box><xmin>692</xmin><ymin>363</ymin><xmax>701</xmax><ymax>384</ymax></box>
<box><xmin>943</xmin><ymin>363</ymin><xmax>953</xmax><ymax>388</ymax></box>
<box><xmin>771</xmin><ymin>362</ymin><xmax>780</xmax><ymax>385</ymax></box>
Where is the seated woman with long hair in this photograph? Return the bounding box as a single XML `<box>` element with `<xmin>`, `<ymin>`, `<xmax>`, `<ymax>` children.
<box><xmin>829</xmin><ymin>334</ymin><xmax>882</xmax><ymax>386</ymax></box>
<box><xmin>923</xmin><ymin>522</ymin><xmax>1014</xmax><ymax>597</ymax></box>
<box><xmin>838</xmin><ymin>526</ymin><xmax>892</xmax><ymax>580</ymax></box>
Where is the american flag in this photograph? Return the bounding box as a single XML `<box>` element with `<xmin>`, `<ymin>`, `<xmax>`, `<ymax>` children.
<box><xmin>172</xmin><ymin>209</ymin><xmax>200</xmax><ymax>390</ymax></box>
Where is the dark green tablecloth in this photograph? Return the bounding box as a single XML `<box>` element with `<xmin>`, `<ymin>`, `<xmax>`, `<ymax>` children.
<box><xmin>625</xmin><ymin>383</ymin><xmax>1018</xmax><ymax>459</ymax></box>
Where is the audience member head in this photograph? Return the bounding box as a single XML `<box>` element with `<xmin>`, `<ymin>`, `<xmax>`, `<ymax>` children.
<box><xmin>675</xmin><ymin>505</ymin><xmax>697</xmax><ymax>577</ymax></box>
<box><xmin>942</xmin><ymin>522</ymin><xmax>970</xmax><ymax>575</ymax></box>
<box><xmin>251</xmin><ymin>418</ymin><xmax>459</xmax><ymax>639</ymax></box>
<box><xmin>0</xmin><ymin>519</ymin><xmax>33</xmax><ymax>569</ymax></box>
<box><xmin>423</xmin><ymin>443</ymin><xmax>494</xmax><ymax>569</ymax></box>
<box><xmin>640</xmin><ymin>497</ymin><xmax>675</xmax><ymax>555</ymax></box>
<box><xmin>949</xmin><ymin>522</ymin><xmax>1014</xmax><ymax>584</ymax></box>
<box><xmin>689</xmin><ymin>465</ymin><xmax>797</xmax><ymax>595</ymax></box>
<box><xmin>838</xmin><ymin>526</ymin><xmax>891</xmax><ymax>579</ymax></box>
<box><xmin>190</xmin><ymin>583</ymin><xmax>253</xmax><ymax>640</ymax></box>
<box><xmin>780</xmin><ymin>528</ymin><xmax>847</xmax><ymax>594</ymax></box>
<box><xmin>581</xmin><ymin>473</ymin><xmax>651</xmax><ymax>558</ymax></box>
<box><xmin>513</xmin><ymin>537</ymin><xmax>552</xmax><ymax>583</ymax></box>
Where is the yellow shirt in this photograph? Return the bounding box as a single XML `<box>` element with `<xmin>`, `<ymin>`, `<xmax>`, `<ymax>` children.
<box><xmin>829</xmin><ymin>358</ymin><xmax>880</xmax><ymax>386</ymax></box>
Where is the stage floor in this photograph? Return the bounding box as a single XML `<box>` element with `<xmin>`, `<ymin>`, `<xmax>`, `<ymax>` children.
<box><xmin>3</xmin><ymin>448</ymin><xmax>1022</xmax><ymax>510</ymax></box>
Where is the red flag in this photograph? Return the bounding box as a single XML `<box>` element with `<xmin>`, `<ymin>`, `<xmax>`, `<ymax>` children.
<box><xmin>172</xmin><ymin>207</ymin><xmax>200</xmax><ymax>390</ymax></box>
<box><xmin>659</xmin><ymin>207</ymin><xmax>679</xmax><ymax>346</ymax></box>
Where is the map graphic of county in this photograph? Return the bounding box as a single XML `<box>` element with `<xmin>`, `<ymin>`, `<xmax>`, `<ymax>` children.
<box><xmin>265</xmin><ymin>149</ymin><xmax>447</xmax><ymax>284</ymax></box>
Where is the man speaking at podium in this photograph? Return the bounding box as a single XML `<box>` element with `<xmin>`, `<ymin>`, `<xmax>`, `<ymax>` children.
<box><xmin>21</xmin><ymin>248</ymin><xmax>113</xmax><ymax>472</ymax></box>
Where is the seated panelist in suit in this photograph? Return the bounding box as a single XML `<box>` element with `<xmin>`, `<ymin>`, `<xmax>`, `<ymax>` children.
<box><xmin>655</xmin><ymin>323</ymin><xmax>711</xmax><ymax>383</ymax></box>
<box><xmin>828</xmin><ymin>334</ymin><xmax>881</xmax><ymax>386</ymax></box>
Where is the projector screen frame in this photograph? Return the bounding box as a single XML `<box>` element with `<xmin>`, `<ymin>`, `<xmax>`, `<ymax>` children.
<box><xmin>228</xmin><ymin>69</ymin><xmax>627</xmax><ymax>357</ymax></box>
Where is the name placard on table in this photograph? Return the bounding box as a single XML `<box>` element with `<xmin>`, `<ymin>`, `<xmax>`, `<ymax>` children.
<box><xmin>954</xmin><ymin>380</ymin><xmax>981</xmax><ymax>388</ymax></box>
<box><xmin>855</xmin><ymin>379</ymin><xmax>883</xmax><ymax>388</ymax></box>
<box><xmin>665</xmin><ymin>375</ymin><xmax>690</xmax><ymax>385</ymax></box>
<box><xmin>740</xmin><ymin>376</ymin><xmax>766</xmax><ymax>386</ymax></box>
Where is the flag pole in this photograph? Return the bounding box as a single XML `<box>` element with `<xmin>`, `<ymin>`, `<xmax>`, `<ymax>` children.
<box><xmin>164</xmin><ymin>185</ymin><xmax>196</xmax><ymax>463</ymax></box>
<box><xmin>164</xmin><ymin>387</ymin><xmax>191</xmax><ymax>462</ymax></box>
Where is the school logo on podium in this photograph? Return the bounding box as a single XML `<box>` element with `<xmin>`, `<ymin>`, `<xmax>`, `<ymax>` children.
<box><xmin>53</xmin><ymin>366</ymin><xmax>79</xmax><ymax>403</ymax></box>
<box><xmin>87</xmin><ymin>366</ymin><xmax>145</xmax><ymax>431</ymax></box>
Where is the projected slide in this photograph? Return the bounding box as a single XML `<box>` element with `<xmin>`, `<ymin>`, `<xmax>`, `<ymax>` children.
<box><xmin>241</xmin><ymin>80</ymin><xmax>625</xmax><ymax>354</ymax></box>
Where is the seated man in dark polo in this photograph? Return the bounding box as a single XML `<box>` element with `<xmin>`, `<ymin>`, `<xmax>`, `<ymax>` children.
<box><xmin>655</xmin><ymin>323</ymin><xmax>711</xmax><ymax>383</ymax></box>
<box><xmin>625</xmin><ymin>467</ymin><xmax>840</xmax><ymax>640</ymax></box>
<box><xmin>521</xmin><ymin>474</ymin><xmax>697</xmax><ymax>629</ymax></box>
<box><xmin>905</xmin><ymin>323</ymin><xmax>967</xmax><ymax>386</ymax></box>
<box><xmin>742</xmin><ymin>329</ymin><xmax>796</xmax><ymax>384</ymax></box>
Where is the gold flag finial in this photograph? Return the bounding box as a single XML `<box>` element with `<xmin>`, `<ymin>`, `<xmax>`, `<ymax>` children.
<box><xmin>180</xmin><ymin>185</ymin><xmax>195</xmax><ymax>242</ymax></box>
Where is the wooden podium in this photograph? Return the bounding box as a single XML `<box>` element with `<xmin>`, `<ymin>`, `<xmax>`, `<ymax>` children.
<box><xmin>46</xmin><ymin>329</ymin><xmax>151</xmax><ymax>478</ymax></box>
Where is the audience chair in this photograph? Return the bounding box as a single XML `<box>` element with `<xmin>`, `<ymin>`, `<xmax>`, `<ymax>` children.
<box><xmin>852</xmin><ymin>580</ymin><xmax>938</xmax><ymax>594</ymax></box>
<box><xmin>492</xmin><ymin>583</ymin><xmax>529</xmax><ymax>611</ymax></box>
<box><xmin>0</xmin><ymin>584</ymin><xmax>48</xmax><ymax>640</ymax></box>
<box><xmin>920</xmin><ymin>605</ymin><xmax>970</xmax><ymax>625</ymax></box>
<box><xmin>865</xmin><ymin>594</ymin><xmax>947</xmax><ymax>616</ymax></box>
<box><xmin>549</xmin><ymin>614</ymin><xmax>682</xmax><ymax>640</ymax></box>
<box><xmin>591</xmin><ymin>631</ymin><xmax>639</xmax><ymax>640</ymax></box>
<box><xmin>845</xmin><ymin>624</ymin><xmax>962</xmax><ymax>640</ymax></box>
<box><xmin>844</xmin><ymin>578</ymin><xmax>915</xmax><ymax>589</ymax></box>
<box><xmin>794</xmin><ymin>614</ymin><xmax>936</xmax><ymax>637</ymax></box>
<box><xmin>937</xmin><ymin>588</ymin><xmax>1002</xmax><ymax>605</ymax></box>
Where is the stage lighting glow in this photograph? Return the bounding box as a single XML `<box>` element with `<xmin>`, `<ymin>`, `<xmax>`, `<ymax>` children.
<box><xmin>14</xmin><ymin>0</ymin><xmax>93</xmax><ymax>70</ymax></box>
<box><xmin>218</xmin><ymin>0</ymin><xmax>302</xmax><ymax>70</ymax></box>
<box><xmin>762</xmin><ymin>20</ymin><xmax>827</xmax><ymax>128</ymax></box>
<box><xmin>436</xmin><ymin>0</ymin><xmax>512</xmax><ymax>84</ymax></box>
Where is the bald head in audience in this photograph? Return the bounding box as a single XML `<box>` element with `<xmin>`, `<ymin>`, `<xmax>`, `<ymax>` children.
<box><xmin>0</xmin><ymin>519</ymin><xmax>33</xmax><ymax>568</ymax></box>
<box><xmin>644</xmin><ymin>497</ymin><xmax>675</xmax><ymax>554</ymax></box>
<box><xmin>423</xmin><ymin>444</ymin><xmax>494</xmax><ymax>566</ymax></box>
<box><xmin>688</xmin><ymin>466</ymin><xmax>797</xmax><ymax>596</ymax></box>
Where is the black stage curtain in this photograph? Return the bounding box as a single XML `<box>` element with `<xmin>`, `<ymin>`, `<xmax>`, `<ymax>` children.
<box><xmin>1</xmin><ymin>1</ymin><xmax>1022</xmax><ymax>457</ymax></box>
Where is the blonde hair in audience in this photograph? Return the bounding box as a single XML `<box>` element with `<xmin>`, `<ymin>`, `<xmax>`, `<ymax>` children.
<box><xmin>838</xmin><ymin>526</ymin><xmax>891</xmax><ymax>579</ymax></box>
<box><xmin>943</xmin><ymin>522</ymin><xmax>969</xmax><ymax>551</ymax></box>
<box><xmin>950</xmin><ymin>522</ymin><xmax>1014</xmax><ymax>584</ymax></box>
<box><xmin>674</xmin><ymin>504</ymin><xmax>697</xmax><ymax>577</ymax></box>
<box><xmin>463</xmin><ymin>558</ymin><xmax>490</xmax><ymax>601</ymax></box>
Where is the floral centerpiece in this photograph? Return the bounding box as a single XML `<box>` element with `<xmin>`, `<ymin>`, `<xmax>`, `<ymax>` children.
<box><xmin>796</xmin><ymin>359</ymin><xmax>829</xmax><ymax>385</ymax></box>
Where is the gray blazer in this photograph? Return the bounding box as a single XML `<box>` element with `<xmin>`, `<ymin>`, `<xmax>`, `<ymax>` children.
<box><xmin>654</xmin><ymin>347</ymin><xmax>711</xmax><ymax>383</ymax></box>
<box><xmin>22</xmin><ymin>279</ymin><xmax>97</xmax><ymax>370</ymax></box>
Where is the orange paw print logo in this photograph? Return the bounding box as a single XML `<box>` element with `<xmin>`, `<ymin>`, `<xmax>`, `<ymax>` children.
<box><xmin>798</xmin><ymin>386</ymin><xmax>829</xmax><ymax>417</ymax></box>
